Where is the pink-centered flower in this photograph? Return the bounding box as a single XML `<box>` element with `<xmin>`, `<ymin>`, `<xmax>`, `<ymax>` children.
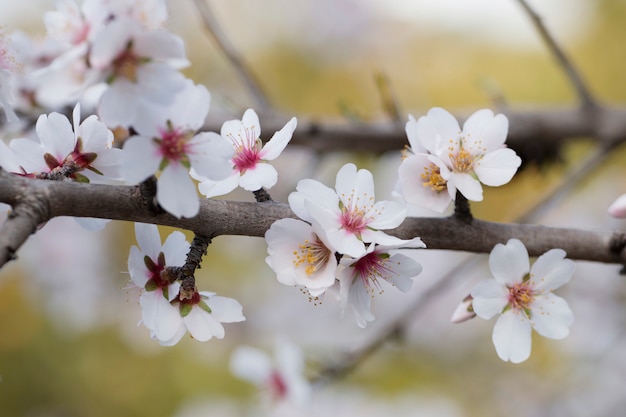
<box><xmin>128</xmin><ymin>222</ymin><xmax>188</xmax><ymax>342</ymax></box>
<box><xmin>397</xmin><ymin>108</ymin><xmax>521</xmax><ymax>212</ymax></box>
<box><xmin>470</xmin><ymin>238</ymin><xmax>575</xmax><ymax>363</ymax></box>
<box><xmin>194</xmin><ymin>108</ymin><xmax>297</xmax><ymax>197</ymax></box>
<box><xmin>121</xmin><ymin>80</ymin><xmax>233</xmax><ymax>218</ymax></box>
<box><xmin>289</xmin><ymin>163</ymin><xmax>408</xmax><ymax>258</ymax></box>
<box><xmin>230</xmin><ymin>339</ymin><xmax>310</xmax><ymax>407</ymax></box>
<box><xmin>337</xmin><ymin>239</ymin><xmax>424</xmax><ymax>328</ymax></box>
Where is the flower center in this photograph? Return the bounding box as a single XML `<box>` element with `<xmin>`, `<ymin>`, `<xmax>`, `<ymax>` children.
<box><xmin>111</xmin><ymin>42</ymin><xmax>143</xmax><ymax>82</ymax></box>
<box><xmin>226</xmin><ymin>126</ymin><xmax>262</xmax><ymax>172</ymax></box>
<box><xmin>268</xmin><ymin>370</ymin><xmax>288</xmax><ymax>401</ymax></box>
<box><xmin>292</xmin><ymin>236</ymin><xmax>332</xmax><ymax>276</ymax></box>
<box><xmin>449</xmin><ymin>148</ymin><xmax>475</xmax><ymax>173</ymax></box>
<box><xmin>352</xmin><ymin>251</ymin><xmax>395</xmax><ymax>294</ymax></box>
<box><xmin>158</xmin><ymin>125</ymin><xmax>189</xmax><ymax>163</ymax></box>
<box><xmin>421</xmin><ymin>163</ymin><xmax>447</xmax><ymax>192</ymax></box>
<box><xmin>339</xmin><ymin>191</ymin><xmax>376</xmax><ymax>234</ymax></box>
<box><xmin>508</xmin><ymin>281</ymin><xmax>534</xmax><ymax>313</ymax></box>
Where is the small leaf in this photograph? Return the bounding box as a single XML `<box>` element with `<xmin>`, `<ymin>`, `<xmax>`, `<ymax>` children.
<box><xmin>145</xmin><ymin>279</ymin><xmax>158</xmax><ymax>292</ymax></box>
<box><xmin>197</xmin><ymin>299</ymin><xmax>212</xmax><ymax>314</ymax></box>
<box><xmin>43</xmin><ymin>153</ymin><xmax>61</xmax><ymax>170</ymax></box>
<box><xmin>179</xmin><ymin>302</ymin><xmax>193</xmax><ymax>317</ymax></box>
<box><xmin>144</xmin><ymin>255</ymin><xmax>156</xmax><ymax>270</ymax></box>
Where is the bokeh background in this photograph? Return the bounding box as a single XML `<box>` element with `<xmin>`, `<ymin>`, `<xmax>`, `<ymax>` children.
<box><xmin>1</xmin><ymin>0</ymin><xmax>626</xmax><ymax>416</ymax></box>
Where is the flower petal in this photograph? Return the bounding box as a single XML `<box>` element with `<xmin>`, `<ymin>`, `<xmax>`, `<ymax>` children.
<box><xmin>121</xmin><ymin>136</ymin><xmax>161</xmax><ymax>184</ymax></box>
<box><xmin>183</xmin><ymin>307</ymin><xmax>225</xmax><ymax>341</ymax></box>
<box><xmin>530</xmin><ymin>293</ymin><xmax>574</xmax><ymax>339</ymax></box>
<box><xmin>492</xmin><ymin>309</ymin><xmax>532</xmax><ymax>363</ymax></box>
<box><xmin>416</xmin><ymin>107</ymin><xmax>460</xmax><ymax>154</ymax></box>
<box><xmin>470</xmin><ymin>279</ymin><xmax>509</xmax><ymax>319</ymax></box>
<box><xmin>488</xmin><ymin>239</ymin><xmax>530</xmax><ymax>286</ymax></box>
<box><xmin>157</xmin><ymin>163</ymin><xmax>199</xmax><ymax>218</ymax></box>
<box><xmin>474</xmin><ymin>147</ymin><xmax>521</xmax><ymax>187</ymax></box>
<box><xmin>530</xmin><ymin>249</ymin><xmax>575</xmax><ymax>292</ymax></box>
<box><xmin>261</xmin><ymin>117</ymin><xmax>297</xmax><ymax>160</ymax></box>
<box><xmin>134</xmin><ymin>222</ymin><xmax>162</xmax><ymax>260</ymax></box>
<box><xmin>239</xmin><ymin>163</ymin><xmax>277</xmax><ymax>191</ymax></box>
<box><xmin>162</xmin><ymin>231</ymin><xmax>190</xmax><ymax>266</ymax></box>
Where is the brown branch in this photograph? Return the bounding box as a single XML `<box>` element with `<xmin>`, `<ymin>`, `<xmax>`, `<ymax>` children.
<box><xmin>516</xmin><ymin>0</ymin><xmax>596</xmax><ymax>109</ymax></box>
<box><xmin>205</xmin><ymin>105</ymin><xmax>626</xmax><ymax>155</ymax></box>
<box><xmin>1</xmin><ymin>170</ymin><xmax>625</xmax><ymax>268</ymax></box>
<box><xmin>191</xmin><ymin>0</ymin><xmax>272</xmax><ymax>112</ymax></box>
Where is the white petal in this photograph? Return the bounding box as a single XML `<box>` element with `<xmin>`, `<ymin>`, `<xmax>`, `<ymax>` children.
<box><xmin>474</xmin><ymin>148</ymin><xmax>521</xmax><ymax>186</ymax></box>
<box><xmin>530</xmin><ymin>249</ymin><xmax>575</xmax><ymax>292</ymax></box>
<box><xmin>405</xmin><ymin>114</ymin><xmax>427</xmax><ymax>153</ymax></box>
<box><xmin>128</xmin><ymin>245</ymin><xmax>150</xmax><ymax>287</ymax></box>
<box><xmin>448</xmin><ymin>172</ymin><xmax>483</xmax><ymax>201</ymax></box>
<box><xmin>196</xmin><ymin>171</ymin><xmax>239</xmax><ymax>198</ymax></box>
<box><xmin>470</xmin><ymin>279</ymin><xmax>509</xmax><ymax>319</ymax></box>
<box><xmin>241</xmin><ymin>108</ymin><xmax>261</xmax><ymax>138</ymax></box>
<box><xmin>385</xmin><ymin>253</ymin><xmax>421</xmax><ymax>292</ymax></box>
<box><xmin>530</xmin><ymin>293</ymin><xmax>574</xmax><ymax>339</ymax></box>
<box><xmin>230</xmin><ymin>346</ymin><xmax>272</xmax><ymax>385</ymax></box>
<box><xmin>492</xmin><ymin>310</ymin><xmax>532</xmax><ymax>363</ymax></box>
<box><xmin>73</xmin><ymin>217</ymin><xmax>109</xmax><ymax>231</ymax></box>
<box><xmin>133</xmin><ymin>28</ymin><xmax>187</xmax><ymax>65</ymax></box>
<box><xmin>36</xmin><ymin>112</ymin><xmax>75</xmax><ymax>159</ymax></box>
<box><xmin>121</xmin><ymin>136</ymin><xmax>161</xmax><ymax>184</ymax></box>
<box><xmin>9</xmin><ymin>138</ymin><xmax>50</xmax><ymax>173</ymax></box>
<box><xmin>157</xmin><ymin>163</ymin><xmax>199</xmax><ymax>218</ymax></box>
<box><xmin>187</xmin><ymin>132</ymin><xmax>234</xmax><ymax>181</ymax></box>
<box><xmin>463</xmin><ymin>110</ymin><xmax>508</xmax><ymax>151</ymax></box>
<box><xmin>488</xmin><ymin>239</ymin><xmax>530</xmax><ymax>286</ymax></box>
<box><xmin>183</xmin><ymin>307</ymin><xmax>225</xmax><ymax>341</ymax></box>
<box><xmin>288</xmin><ymin>179</ymin><xmax>338</xmax><ymax>222</ymax></box>
<box><xmin>261</xmin><ymin>117</ymin><xmax>297</xmax><ymax>160</ymax></box>
<box><xmin>335</xmin><ymin>163</ymin><xmax>375</xmax><ymax>208</ymax></box>
<box><xmin>348</xmin><ymin>278</ymin><xmax>375</xmax><ymax>328</ymax></box>
<box><xmin>417</xmin><ymin>107</ymin><xmax>460</xmax><ymax>154</ymax></box>
<box><xmin>205</xmin><ymin>295</ymin><xmax>245</xmax><ymax>323</ymax></box>
<box><xmin>239</xmin><ymin>163</ymin><xmax>277</xmax><ymax>191</ymax></box>
<box><xmin>134</xmin><ymin>222</ymin><xmax>162</xmax><ymax>260</ymax></box>
<box><xmin>366</xmin><ymin>200</ymin><xmax>406</xmax><ymax>230</ymax></box>
<box><xmin>162</xmin><ymin>231</ymin><xmax>190</xmax><ymax>266</ymax></box>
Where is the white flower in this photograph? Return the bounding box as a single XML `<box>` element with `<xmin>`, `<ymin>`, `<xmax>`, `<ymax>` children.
<box><xmin>265</xmin><ymin>218</ymin><xmax>337</xmax><ymax>297</ymax></box>
<box><xmin>8</xmin><ymin>103</ymin><xmax>121</xmax><ymax>183</ymax></box>
<box><xmin>289</xmin><ymin>163</ymin><xmax>408</xmax><ymax>258</ymax></box>
<box><xmin>194</xmin><ymin>108</ymin><xmax>297</xmax><ymax>197</ymax></box>
<box><xmin>121</xmin><ymin>80</ymin><xmax>233</xmax><ymax>218</ymax></box>
<box><xmin>608</xmin><ymin>193</ymin><xmax>626</xmax><ymax>218</ymax></box>
<box><xmin>91</xmin><ymin>18</ymin><xmax>188</xmax><ymax>127</ymax></box>
<box><xmin>470</xmin><ymin>238</ymin><xmax>575</xmax><ymax>363</ymax></box>
<box><xmin>157</xmin><ymin>291</ymin><xmax>245</xmax><ymax>346</ymax></box>
<box><xmin>397</xmin><ymin>108</ymin><xmax>521</xmax><ymax>211</ymax></box>
<box><xmin>128</xmin><ymin>222</ymin><xmax>188</xmax><ymax>342</ymax></box>
<box><xmin>0</xmin><ymin>31</ymin><xmax>18</xmax><ymax>123</ymax></box>
<box><xmin>230</xmin><ymin>339</ymin><xmax>310</xmax><ymax>407</ymax></box>
<box><xmin>337</xmin><ymin>239</ymin><xmax>424</xmax><ymax>328</ymax></box>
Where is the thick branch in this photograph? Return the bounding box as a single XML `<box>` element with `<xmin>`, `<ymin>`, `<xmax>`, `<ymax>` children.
<box><xmin>1</xmin><ymin>171</ymin><xmax>625</xmax><ymax>268</ymax></box>
<box><xmin>206</xmin><ymin>105</ymin><xmax>626</xmax><ymax>154</ymax></box>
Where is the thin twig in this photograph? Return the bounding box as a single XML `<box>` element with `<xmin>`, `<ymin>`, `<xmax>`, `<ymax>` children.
<box><xmin>191</xmin><ymin>0</ymin><xmax>272</xmax><ymax>112</ymax></box>
<box><xmin>516</xmin><ymin>0</ymin><xmax>596</xmax><ymax>109</ymax></box>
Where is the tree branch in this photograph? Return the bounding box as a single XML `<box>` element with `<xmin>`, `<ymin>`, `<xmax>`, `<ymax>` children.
<box><xmin>1</xmin><ymin>170</ymin><xmax>625</xmax><ymax>268</ymax></box>
<box><xmin>191</xmin><ymin>0</ymin><xmax>272</xmax><ymax>112</ymax></box>
<box><xmin>515</xmin><ymin>0</ymin><xmax>597</xmax><ymax>109</ymax></box>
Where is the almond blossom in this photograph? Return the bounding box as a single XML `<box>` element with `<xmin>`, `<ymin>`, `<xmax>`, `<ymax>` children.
<box><xmin>289</xmin><ymin>163</ymin><xmax>408</xmax><ymax>258</ymax></box>
<box><xmin>0</xmin><ymin>31</ymin><xmax>18</xmax><ymax>123</ymax></box>
<box><xmin>90</xmin><ymin>17</ymin><xmax>188</xmax><ymax>128</ymax></box>
<box><xmin>265</xmin><ymin>218</ymin><xmax>337</xmax><ymax>297</ymax></box>
<box><xmin>128</xmin><ymin>222</ymin><xmax>187</xmax><ymax>342</ymax></box>
<box><xmin>194</xmin><ymin>108</ymin><xmax>297</xmax><ymax>198</ymax></box>
<box><xmin>337</xmin><ymin>239</ymin><xmax>424</xmax><ymax>328</ymax></box>
<box><xmin>128</xmin><ymin>223</ymin><xmax>245</xmax><ymax>346</ymax></box>
<box><xmin>396</xmin><ymin>108</ymin><xmax>521</xmax><ymax>212</ymax></box>
<box><xmin>121</xmin><ymin>80</ymin><xmax>233</xmax><ymax>218</ymax></box>
<box><xmin>230</xmin><ymin>339</ymin><xmax>310</xmax><ymax>407</ymax></box>
<box><xmin>155</xmin><ymin>290</ymin><xmax>245</xmax><ymax>347</ymax></box>
<box><xmin>470</xmin><ymin>238</ymin><xmax>575</xmax><ymax>363</ymax></box>
<box><xmin>608</xmin><ymin>193</ymin><xmax>626</xmax><ymax>218</ymax></box>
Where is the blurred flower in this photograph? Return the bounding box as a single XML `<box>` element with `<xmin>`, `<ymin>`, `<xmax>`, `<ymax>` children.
<box><xmin>121</xmin><ymin>80</ymin><xmax>233</xmax><ymax>218</ymax></box>
<box><xmin>90</xmin><ymin>17</ymin><xmax>188</xmax><ymax>127</ymax></box>
<box><xmin>289</xmin><ymin>163</ymin><xmax>408</xmax><ymax>258</ymax></box>
<box><xmin>265</xmin><ymin>218</ymin><xmax>337</xmax><ymax>297</ymax></box>
<box><xmin>230</xmin><ymin>339</ymin><xmax>310</xmax><ymax>407</ymax></box>
<box><xmin>0</xmin><ymin>30</ymin><xmax>18</xmax><ymax>123</ymax></box>
<box><xmin>608</xmin><ymin>193</ymin><xmax>626</xmax><ymax>218</ymax></box>
<box><xmin>337</xmin><ymin>239</ymin><xmax>424</xmax><ymax>328</ymax></box>
<box><xmin>471</xmin><ymin>238</ymin><xmax>575</xmax><ymax>363</ymax></box>
<box><xmin>397</xmin><ymin>108</ymin><xmax>521</xmax><ymax>212</ymax></box>
<box><xmin>194</xmin><ymin>108</ymin><xmax>297</xmax><ymax>197</ymax></box>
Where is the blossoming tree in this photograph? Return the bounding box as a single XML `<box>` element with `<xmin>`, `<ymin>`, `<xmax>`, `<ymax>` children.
<box><xmin>1</xmin><ymin>0</ymin><xmax>626</xmax><ymax>415</ymax></box>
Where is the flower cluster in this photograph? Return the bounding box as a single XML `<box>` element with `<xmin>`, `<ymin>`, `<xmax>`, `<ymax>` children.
<box><xmin>266</xmin><ymin>163</ymin><xmax>424</xmax><ymax>327</ymax></box>
<box><xmin>395</xmin><ymin>108</ymin><xmax>522</xmax><ymax>213</ymax></box>
<box><xmin>128</xmin><ymin>223</ymin><xmax>245</xmax><ymax>345</ymax></box>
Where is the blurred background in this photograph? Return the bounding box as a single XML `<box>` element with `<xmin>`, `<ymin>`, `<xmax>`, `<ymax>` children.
<box><xmin>1</xmin><ymin>0</ymin><xmax>626</xmax><ymax>416</ymax></box>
